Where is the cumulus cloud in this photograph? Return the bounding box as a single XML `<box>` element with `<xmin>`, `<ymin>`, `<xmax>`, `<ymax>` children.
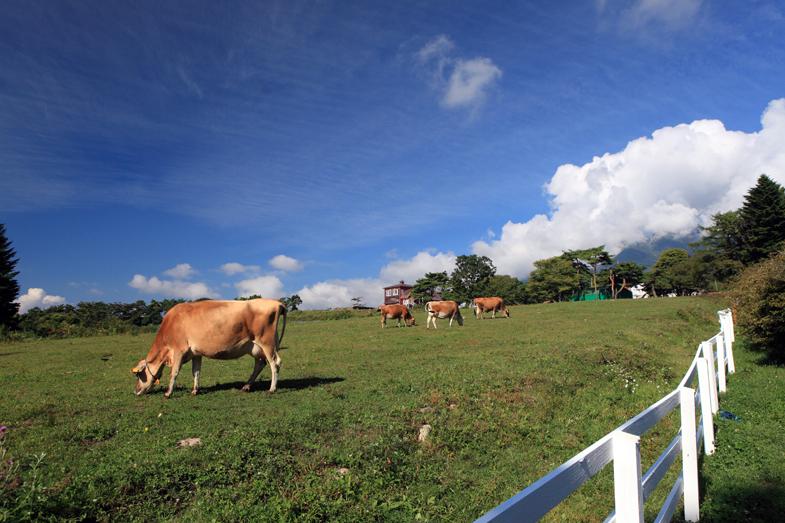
<box><xmin>297</xmin><ymin>250</ymin><xmax>455</xmax><ymax>309</ymax></box>
<box><xmin>296</xmin><ymin>278</ymin><xmax>383</xmax><ymax>310</ymax></box>
<box><xmin>220</xmin><ymin>262</ymin><xmax>261</xmax><ymax>275</ymax></box>
<box><xmin>473</xmin><ymin>98</ymin><xmax>785</xmax><ymax>277</ymax></box>
<box><xmin>129</xmin><ymin>275</ymin><xmax>218</xmax><ymax>299</ymax></box>
<box><xmin>16</xmin><ymin>288</ymin><xmax>66</xmax><ymax>314</ymax></box>
<box><xmin>416</xmin><ymin>35</ymin><xmax>502</xmax><ymax>110</ymax></box>
<box><xmin>163</xmin><ymin>263</ymin><xmax>196</xmax><ymax>279</ymax></box>
<box><xmin>268</xmin><ymin>254</ymin><xmax>303</xmax><ymax>272</ymax></box>
<box><xmin>379</xmin><ymin>250</ymin><xmax>456</xmax><ymax>283</ymax></box>
<box><xmin>235</xmin><ymin>275</ymin><xmax>285</xmax><ymax>299</ymax></box>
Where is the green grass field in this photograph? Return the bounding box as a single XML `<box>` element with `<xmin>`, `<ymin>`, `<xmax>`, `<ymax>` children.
<box><xmin>1</xmin><ymin>297</ymin><xmax>727</xmax><ymax>522</ymax></box>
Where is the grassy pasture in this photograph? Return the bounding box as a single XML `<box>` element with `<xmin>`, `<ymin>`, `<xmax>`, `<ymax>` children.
<box><xmin>0</xmin><ymin>297</ymin><xmax>725</xmax><ymax>522</ymax></box>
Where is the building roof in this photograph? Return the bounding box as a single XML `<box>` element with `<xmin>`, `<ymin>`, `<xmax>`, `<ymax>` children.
<box><xmin>383</xmin><ymin>280</ymin><xmax>413</xmax><ymax>290</ymax></box>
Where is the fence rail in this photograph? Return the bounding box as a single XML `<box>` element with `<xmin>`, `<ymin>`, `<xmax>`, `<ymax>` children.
<box><xmin>475</xmin><ymin>309</ymin><xmax>736</xmax><ymax>523</ymax></box>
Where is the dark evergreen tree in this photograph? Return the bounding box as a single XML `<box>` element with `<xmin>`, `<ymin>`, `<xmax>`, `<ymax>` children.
<box><xmin>696</xmin><ymin>210</ymin><xmax>745</xmax><ymax>263</ymax></box>
<box><xmin>411</xmin><ymin>271</ymin><xmax>450</xmax><ymax>304</ymax></box>
<box><xmin>739</xmin><ymin>174</ymin><xmax>785</xmax><ymax>263</ymax></box>
<box><xmin>0</xmin><ymin>224</ymin><xmax>21</xmax><ymax>329</ymax></box>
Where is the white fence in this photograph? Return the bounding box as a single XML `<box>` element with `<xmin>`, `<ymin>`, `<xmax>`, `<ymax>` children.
<box><xmin>475</xmin><ymin>309</ymin><xmax>736</xmax><ymax>523</ymax></box>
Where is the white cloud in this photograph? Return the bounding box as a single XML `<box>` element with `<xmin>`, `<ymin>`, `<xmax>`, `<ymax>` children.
<box><xmin>297</xmin><ymin>250</ymin><xmax>455</xmax><ymax>309</ymax></box>
<box><xmin>129</xmin><ymin>275</ymin><xmax>218</xmax><ymax>299</ymax></box>
<box><xmin>442</xmin><ymin>58</ymin><xmax>502</xmax><ymax>109</ymax></box>
<box><xmin>415</xmin><ymin>35</ymin><xmax>502</xmax><ymax>110</ymax></box>
<box><xmin>296</xmin><ymin>278</ymin><xmax>383</xmax><ymax>310</ymax></box>
<box><xmin>163</xmin><ymin>263</ymin><xmax>196</xmax><ymax>279</ymax></box>
<box><xmin>379</xmin><ymin>250</ymin><xmax>456</xmax><ymax>284</ymax></box>
<box><xmin>220</xmin><ymin>262</ymin><xmax>261</xmax><ymax>276</ymax></box>
<box><xmin>234</xmin><ymin>275</ymin><xmax>285</xmax><ymax>299</ymax></box>
<box><xmin>621</xmin><ymin>0</ymin><xmax>703</xmax><ymax>30</ymax></box>
<box><xmin>268</xmin><ymin>254</ymin><xmax>303</xmax><ymax>272</ymax></box>
<box><xmin>416</xmin><ymin>34</ymin><xmax>455</xmax><ymax>64</ymax></box>
<box><xmin>16</xmin><ymin>288</ymin><xmax>66</xmax><ymax>313</ymax></box>
<box><xmin>473</xmin><ymin>98</ymin><xmax>785</xmax><ymax>277</ymax></box>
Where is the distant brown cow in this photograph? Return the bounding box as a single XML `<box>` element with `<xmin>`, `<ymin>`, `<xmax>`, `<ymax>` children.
<box><xmin>473</xmin><ymin>297</ymin><xmax>510</xmax><ymax>319</ymax></box>
<box><xmin>131</xmin><ymin>299</ymin><xmax>286</xmax><ymax>398</ymax></box>
<box><xmin>425</xmin><ymin>300</ymin><xmax>464</xmax><ymax>329</ymax></box>
<box><xmin>379</xmin><ymin>304</ymin><xmax>416</xmax><ymax>328</ymax></box>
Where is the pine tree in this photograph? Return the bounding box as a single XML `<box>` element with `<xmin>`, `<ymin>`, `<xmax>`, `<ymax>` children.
<box><xmin>411</xmin><ymin>272</ymin><xmax>450</xmax><ymax>304</ymax></box>
<box><xmin>0</xmin><ymin>224</ymin><xmax>21</xmax><ymax>328</ymax></box>
<box><xmin>739</xmin><ymin>174</ymin><xmax>785</xmax><ymax>264</ymax></box>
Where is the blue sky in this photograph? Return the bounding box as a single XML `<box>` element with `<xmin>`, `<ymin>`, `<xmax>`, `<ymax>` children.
<box><xmin>2</xmin><ymin>0</ymin><xmax>785</xmax><ymax>310</ymax></box>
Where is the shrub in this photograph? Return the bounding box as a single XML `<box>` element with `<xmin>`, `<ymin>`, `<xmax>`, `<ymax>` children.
<box><xmin>731</xmin><ymin>249</ymin><xmax>785</xmax><ymax>360</ymax></box>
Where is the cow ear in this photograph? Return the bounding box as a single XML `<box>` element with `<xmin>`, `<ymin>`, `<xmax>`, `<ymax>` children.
<box><xmin>131</xmin><ymin>361</ymin><xmax>147</xmax><ymax>374</ymax></box>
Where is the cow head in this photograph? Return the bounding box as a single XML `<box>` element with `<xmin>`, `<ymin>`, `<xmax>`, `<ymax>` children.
<box><xmin>406</xmin><ymin>316</ymin><xmax>416</xmax><ymax>327</ymax></box>
<box><xmin>503</xmin><ymin>307</ymin><xmax>511</xmax><ymax>318</ymax></box>
<box><xmin>131</xmin><ymin>360</ymin><xmax>160</xmax><ymax>395</ymax></box>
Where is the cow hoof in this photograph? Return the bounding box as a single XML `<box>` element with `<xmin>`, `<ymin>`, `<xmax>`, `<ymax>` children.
<box><xmin>164</xmin><ymin>392</ymin><xmax>172</xmax><ymax>399</ymax></box>
<box><xmin>191</xmin><ymin>389</ymin><xmax>198</xmax><ymax>396</ymax></box>
<box><xmin>241</xmin><ymin>384</ymin><xmax>252</xmax><ymax>392</ymax></box>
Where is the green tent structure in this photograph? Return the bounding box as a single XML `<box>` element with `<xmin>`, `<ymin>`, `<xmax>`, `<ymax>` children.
<box><xmin>570</xmin><ymin>287</ymin><xmax>632</xmax><ymax>301</ymax></box>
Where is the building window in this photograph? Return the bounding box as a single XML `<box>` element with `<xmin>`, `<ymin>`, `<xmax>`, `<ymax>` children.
<box><xmin>392</xmin><ymin>288</ymin><xmax>399</xmax><ymax>296</ymax></box>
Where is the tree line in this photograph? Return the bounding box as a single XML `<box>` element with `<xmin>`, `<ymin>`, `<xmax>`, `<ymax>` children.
<box><xmin>409</xmin><ymin>174</ymin><xmax>785</xmax><ymax>305</ymax></box>
<box><xmin>1</xmin><ymin>175</ymin><xmax>783</xmax><ymax>340</ymax></box>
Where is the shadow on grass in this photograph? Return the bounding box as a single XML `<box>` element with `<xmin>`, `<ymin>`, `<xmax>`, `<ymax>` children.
<box><xmin>205</xmin><ymin>376</ymin><xmax>345</xmax><ymax>394</ymax></box>
<box><xmin>700</xmin><ymin>477</ymin><xmax>785</xmax><ymax>522</ymax></box>
<box><xmin>148</xmin><ymin>376</ymin><xmax>345</xmax><ymax>396</ymax></box>
<box><xmin>0</xmin><ymin>351</ymin><xmax>22</xmax><ymax>357</ymax></box>
<box><xmin>753</xmin><ymin>353</ymin><xmax>785</xmax><ymax>367</ymax></box>
<box><xmin>735</xmin><ymin>339</ymin><xmax>785</xmax><ymax>367</ymax></box>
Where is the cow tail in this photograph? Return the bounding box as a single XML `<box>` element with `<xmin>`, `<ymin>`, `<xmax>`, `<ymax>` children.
<box><xmin>276</xmin><ymin>303</ymin><xmax>287</xmax><ymax>358</ymax></box>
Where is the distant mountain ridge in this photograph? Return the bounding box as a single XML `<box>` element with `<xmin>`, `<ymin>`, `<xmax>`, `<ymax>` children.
<box><xmin>615</xmin><ymin>234</ymin><xmax>699</xmax><ymax>268</ymax></box>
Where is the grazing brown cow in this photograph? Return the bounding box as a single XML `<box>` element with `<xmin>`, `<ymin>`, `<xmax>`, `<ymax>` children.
<box><xmin>473</xmin><ymin>297</ymin><xmax>510</xmax><ymax>319</ymax></box>
<box><xmin>425</xmin><ymin>300</ymin><xmax>464</xmax><ymax>329</ymax></box>
<box><xmin>131</xmin><ymin>299</ymin><xmax>286</xmax><ymax>398</ymax></box>
<box><xmin>378</xmin><ymin>304</ymin><xmax>416</xmax><ymax>328</ymax></box>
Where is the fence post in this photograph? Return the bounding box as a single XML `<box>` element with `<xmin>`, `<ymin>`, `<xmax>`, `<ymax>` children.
<box><xmin>613</xmin><ymin>431</ymin><xmax>644</xmax><ymax>523</ymax></box>
<box><xmin>680</xmin><ymin>387</ymin><xmax>700</xmax><ymax>522</ymax></box>
<box><xmin>701</xmin><ymin>341</ymin><xmax>719</xmax><ymax>414</ymax></box>
<box><xmin>696</xmin><ymin>358</ymin><xmax>715</xmax><ymax>455</ymax></box>
<box><xmin>716</xmin><ymin>335</ymin><xmax>727</xmax><ymax>394</ymax></box>
<box><xmin>727</xmin><ymin>310</ymin><xmax>735</xmax><ymax>342</ymax></box>
<box><xmin>722</xmin><ymin>312</ymin><xmax>736</xmax><ymax>374</ymax></box>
